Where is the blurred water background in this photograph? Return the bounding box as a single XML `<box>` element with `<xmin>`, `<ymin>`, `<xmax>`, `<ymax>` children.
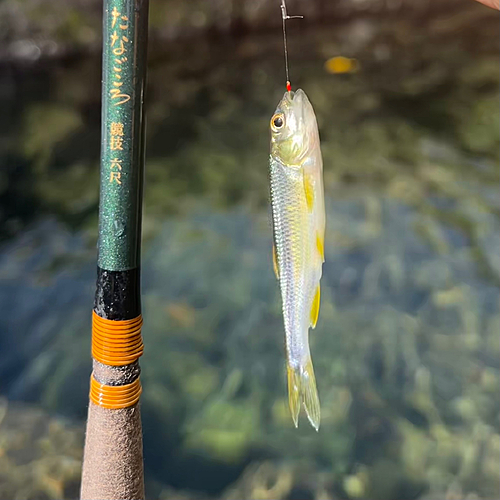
<box><xmin>0</xmin><ymin>0</ymin><xmax>499</xmax><ymax>499</ymax></box>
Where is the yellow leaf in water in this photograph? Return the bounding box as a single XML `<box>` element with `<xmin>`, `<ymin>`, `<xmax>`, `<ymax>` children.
<box><xmin>324</xmin><ymin>56</ymin><xmax>359</xmax><ymax>74</ymax></box>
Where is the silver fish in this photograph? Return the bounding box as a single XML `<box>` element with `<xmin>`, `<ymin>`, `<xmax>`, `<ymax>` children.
<box><xmin>269</xmin><ymin>88</ymin><xmax>325</xmax><ymax>431</ymax></box>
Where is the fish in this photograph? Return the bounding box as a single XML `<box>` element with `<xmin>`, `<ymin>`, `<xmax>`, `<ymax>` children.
<box><xmin>269</xmin><ymin>88</ymin><xmax>325</xmax><ymax>431</ymax></box>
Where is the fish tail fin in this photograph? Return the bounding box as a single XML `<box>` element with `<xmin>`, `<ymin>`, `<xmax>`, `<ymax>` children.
<box><xmin>287</xmin><ymin>356</ymin><xmax>320</xmax><ymax>431</ymax></box>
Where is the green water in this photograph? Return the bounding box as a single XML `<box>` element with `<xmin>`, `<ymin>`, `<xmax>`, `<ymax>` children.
<box><xmin>0</xmin><ymin>4</ymin><xmax>499</xmax><ymax>500</ymax></box>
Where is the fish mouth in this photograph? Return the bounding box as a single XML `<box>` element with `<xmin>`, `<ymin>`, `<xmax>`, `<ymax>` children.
<box><xmin>278</xmin><ymin>89</ymin><xmax>302</xmax><ymax>114</ymax></box>
<box><xmin>288</xmin><ymin>88</ymin><xmax>306</xmax><ymax>122</ymax></box>
<box><xmin>288</xmin><ymin>89</ymin><xmax>306</xmax><ymax>114</ymax></box>
<box><xmin>291</xmin><ymin>88</ymin><xmax>304</xmax><ymax>101</ymax></box>
<box><xmin>285</xmin><ymin>89</ymin><xmax>303</xmax><ymax>104</ymax></box>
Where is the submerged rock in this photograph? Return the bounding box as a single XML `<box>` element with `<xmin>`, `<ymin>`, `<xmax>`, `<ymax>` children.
<box><xmin>0</xmin><ymin>398</ymin><xmax>83</xmax><ymax>500</ymax></box>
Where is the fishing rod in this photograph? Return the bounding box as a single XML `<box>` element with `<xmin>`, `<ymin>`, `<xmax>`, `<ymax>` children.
<box><xmin>80</xmin><ymin>0</ymin><xmax>149</xmax><ymax>498</ymax></box>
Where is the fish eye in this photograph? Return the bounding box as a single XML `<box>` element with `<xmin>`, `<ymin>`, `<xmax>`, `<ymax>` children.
<box><xmin>271</xmin><ymin>113</ymin><xmax>284</xmax><ymax>131</ymax></box>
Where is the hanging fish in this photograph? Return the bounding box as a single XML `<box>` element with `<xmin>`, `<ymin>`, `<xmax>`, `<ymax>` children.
<box><xmin>269</xmin><ymin>1</ymin><xmax>325</xmax><ymax>431</ymax></box>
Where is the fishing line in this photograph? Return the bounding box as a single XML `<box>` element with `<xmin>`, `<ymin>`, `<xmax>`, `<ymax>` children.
<box><xmin>280</xmin><ymin>0</ymin><xmax>303</xmax><ymax>92</ymax></box>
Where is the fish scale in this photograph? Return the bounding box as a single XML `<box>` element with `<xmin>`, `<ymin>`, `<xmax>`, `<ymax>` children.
<box><xmin>271</xmin><ymin>159</ymin><xmax>308</xmax><ymax>363</ymax></box>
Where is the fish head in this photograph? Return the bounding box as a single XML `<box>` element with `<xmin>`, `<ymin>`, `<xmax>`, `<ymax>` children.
<box><xmin>270</xmin><ymin>89</ymin><xmax>319</xmax><ymax>165</ymax></box>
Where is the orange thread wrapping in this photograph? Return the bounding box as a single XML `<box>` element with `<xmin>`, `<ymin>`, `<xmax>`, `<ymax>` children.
<box><xmin>90</xmin><ymin>375</ymin><xmax>142</xmax><ymax>409</ymax></box>
<box><xmin>92</xmin><ymin>311</ymin><xmax>144</xmax><ymax>366</ymax></box>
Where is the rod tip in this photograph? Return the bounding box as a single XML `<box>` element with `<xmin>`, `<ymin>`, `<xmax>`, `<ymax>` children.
<box><xmin>286</xmin><ymin>81</ymin><xmax>292</xmax><ymax>92</ymax></box>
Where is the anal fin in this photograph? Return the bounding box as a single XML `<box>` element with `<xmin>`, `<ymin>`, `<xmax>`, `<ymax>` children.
<box><xmin>310</xmin><ymin>285</ymin><xmax>320</xmax><ymax>328</ymax></box>
<box><xmin>316</xmin><ymin>233</ymin><xmax>325</xmax><ymax>261</ymax></box>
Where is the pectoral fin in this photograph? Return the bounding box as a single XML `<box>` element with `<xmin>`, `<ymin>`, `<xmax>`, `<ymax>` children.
<box><xmin>272</xmin><ymin>244</ymin><xmax>279</xmax><ymax>279</ymax></box>
<box><xmin>310</xmin><ymin>285</ymin><xmax>320</xmax><ymax>328</ymax></box>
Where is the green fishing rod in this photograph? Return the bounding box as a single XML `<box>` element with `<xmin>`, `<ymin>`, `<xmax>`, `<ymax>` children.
<box><xmin>80</xmin><ymin>0</ymin><xmax>149</xmax><ymax>498</ymax></box>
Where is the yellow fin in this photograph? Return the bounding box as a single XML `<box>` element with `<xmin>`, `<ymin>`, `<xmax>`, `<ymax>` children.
<box><xmin>272</xmin><ymin>244</ymin><xmax>279</xmax><ymax>279</ymax></box>
<box><xmin>303</xmin><ymin>174</ymin><xmax>314</xmax><ymax>212</ymax></box>
<box><xmin>316</xmin><ymin>233</ymin><xmax>325</xmax><ymax>261</ymax></box>
<box><xmin>310</xmin><ymin>285</ymin><xmax>320</xmax><ymax>328</ymax></box>
<box><xmin>287</xmin><ymin>364</ymin><xmax>300</xmax><ymax>428</ymax></box>
<box><xmin>287</xmin><ymin>357</ymin><xmax>320</xmax><ymax>431</ymax></box>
